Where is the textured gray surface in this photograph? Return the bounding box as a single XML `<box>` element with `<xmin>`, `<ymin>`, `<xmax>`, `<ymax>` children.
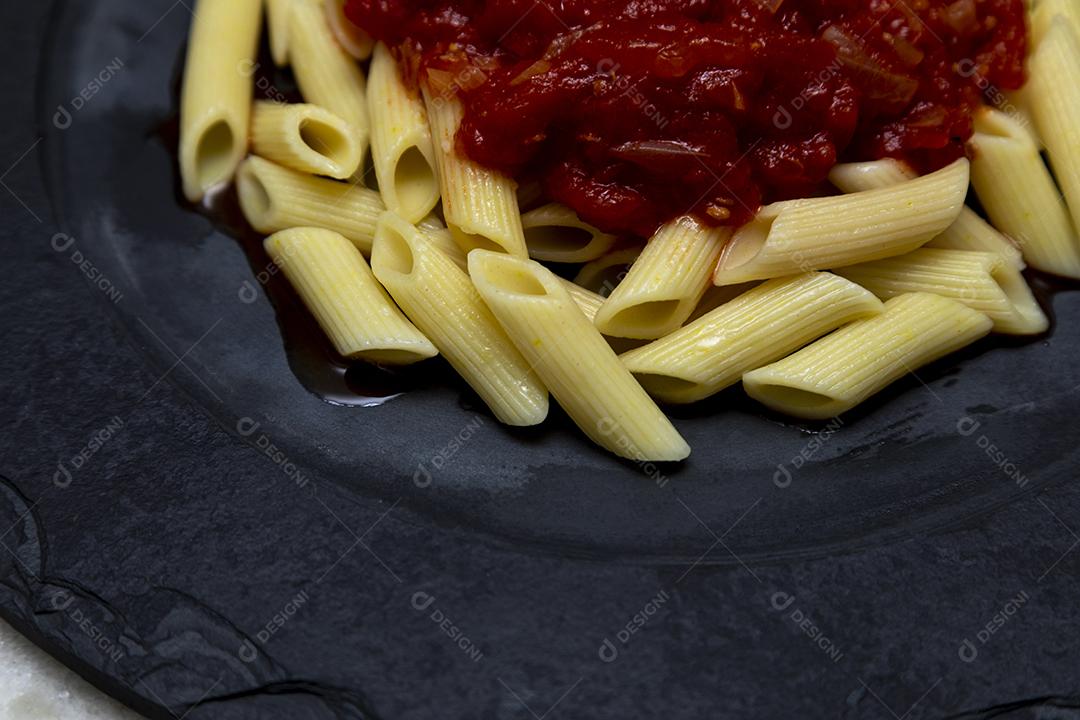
<box><xmin>0</xmin><ymin>1</ymin><xmax>1079</xmax><ymax>719</ymax></box>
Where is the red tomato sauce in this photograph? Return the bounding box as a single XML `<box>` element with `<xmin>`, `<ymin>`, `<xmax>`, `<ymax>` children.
<box><xmin>345</xmin><ymin>0</ymin><xmax>1027</xmax><ymax>238</ymax></box>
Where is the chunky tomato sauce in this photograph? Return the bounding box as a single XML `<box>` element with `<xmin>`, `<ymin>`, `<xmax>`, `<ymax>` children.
<box><xmin>346</xmin><ymin>0</ymin><xmax>1026</xmax><ymax>238</ymax></box>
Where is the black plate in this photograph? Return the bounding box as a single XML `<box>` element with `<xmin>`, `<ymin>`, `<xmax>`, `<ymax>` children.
<box><xmin>3</xmin><ymin>1</ymin><xmax>1080</xmax><ymax>718</ymax></box>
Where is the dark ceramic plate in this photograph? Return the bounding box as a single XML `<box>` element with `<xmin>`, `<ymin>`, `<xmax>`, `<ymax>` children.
<box><xmin>3</xmin><ymin>1</ymin><xmax>1080</xmax><ymax>718</ymax></box>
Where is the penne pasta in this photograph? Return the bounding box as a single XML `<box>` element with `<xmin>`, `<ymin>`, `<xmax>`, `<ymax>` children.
<box><xmin>179</xmin><ymin>0</ymin><xmax>261</xmax><ymax>202</ymax></box>
<box><xmin>687</xmin><ymin>282</ymin><xmax>762</xmax><ymax>323</ymax></box>
<box><xmin>237</xmin><ymin>156</ymin><xmax>386</xmax><ymax>253</ymax></box>
<box><xmin>827</xmin><ymin>158</ymin><xmax>915</xmax><ymax>192</ymax></box>
<box><xmin>417</xmin><ymin>221</ymin><xmax>467</xmax><ymax>271</ymax></box>
<box><xmin>835</xmin><ymin>248</ymin><xmax>1048</xmax><ymax>335</ymax></box>
<box><xmin>325</xmin><ymin>0</ymin><xmax>374</xmax><ymax>60</ymax></box>
<box><xmin>265</xmin><ymin>0</ymin><xmax>292</xmax><ymax>67</ymax></box>
<box><xmin>829</xmin><ymin>159</ymin><xmax>1024</xmax><ymax>268</ymax></box>
<box><xmin>970</xmin><ymin>108</ymin><xmax>1080</xmax><ymax>279</ymax></box>
<box><xmin>371</xmin><ymin>214</ymin><xmax>549</xmax><ymax>425</ymax></box>
<box><xmin>265</xmin><ymin>227</ymin><xmax>437</xmax><ymax>363</ymax></box>
<box><xmin>1002</xmin><ymin>86</ymin><xmax>1043</xmax><ymax>150</ymax></box>
<box><xmin>520</xmin><ymin>204</ymin><xmax>619</xmax><ymax>263</ymax></box>
<box><xmin>573</xmin><ymin>248</ymin><xmax>643</xmax><ymax>295</ymax></box>
<box><xmin>367</xmin><ymin>43</ymin><xmax>440</xmax><ymax>222</ymax></box>
<box><xmin>469</xmin><ymin>250</ymin><xmax>689</xmax><ymax>461</ymax></box>
<box><xmin>560</xmin><ymin>280</ymin><xmax>606</xmax><ymax>323</ymax></box>
<box><xmin>251</xmin><ymin>101</ymin><xmax>363</xmax><ymax>179</ymax></box>
<box><xmin>422</xmin><ymin>77</ymin><xmax>528</xmax><ymax>257</ymax></box>
<box><xmin>926</xmin><ymin>208</ymin><xmax>1026</xmax><ymax>268</ymax></box>
<box><xmin>173</xmin><ymin>0</ymin><xmax>1080</xmax><ymax>461</ymax></box>
<box><xmin>743</xmin><ymin>293</ymin><xmax>993</xmax><ymax>420</ymax></box>
<box><xmin>404</xmin><ymin>216</ymin><xmax>604</xmax><ymax>320</ymax></box>
<box><xmin>620</xmin><ymin>273</ymin><xmax>883</xmax><ymax>404</ymax></box>
<box><xmin>595</xmin><ymin>216</ymin><xmax>730</xmax><ymax>339</ymax></box>
<box><xmin>1028</xmin><ymin>18</ymin><xmax>1080</xmax><ymax>237</ymax></box>
<box><xmin>1031</xmin><ymin>0</ymin><xmax>1080</xmax><ymax>45</ymax></box>
<box><xmin>713</xmin><ymin>159</ymin><xmax>970</xmax><ymax>285</ymax></box>
<box><xmin>290</xmin><ymin>0</ymin><xmax>369</xmax><ymax>171</ymax></box>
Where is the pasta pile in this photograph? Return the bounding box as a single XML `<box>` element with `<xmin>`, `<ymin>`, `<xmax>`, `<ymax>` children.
<box><xmin>179</xmin><ymin>0</ymin><xmax>1080</xmax><ymax>462</ymax></box>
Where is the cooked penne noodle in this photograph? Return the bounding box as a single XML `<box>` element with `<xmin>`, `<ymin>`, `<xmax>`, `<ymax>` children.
<box><xmin>560</xmin><ymin>280</ymin><xmax>606</xmax><ymax>323</ymax></box>
<box><xmin>969</xmin><ymin>108</ymin><xmax>1080</xmax><ymax>279</ymax></box>
<box><xmin>417</xmin><ymin>222</ymin><xmax>467</xmax><ymax>271</ymax></box>
<box><xmin>251</xmin><ymin>101</ymin><xmax>363</xmax><ymax>179</ymax></box>
<box><xmin>367</xmin><ymin>43</ymin><xmax>440</xmax><ymax>222</ymax></box>
<box><xmin>371</xmin><ymin>214</ymin><xmax>548</xmax><ymax>425</ymax></box>
<box><xmin>829</xmin><ymin>158</ymin><xmax>1024</xmax><ymax>268</ymax></box>
<box><xmin>1032</xmin><ymin>0</ymin><xmax>1080</xmax><ymax>45</ymax></box>
<box><xmin>325</xmin><ymin>0</ymin><xmax>374</xmax><ymax>60</ymax></box>
<box><xmin>743</xmin><ymin>293</ymin><xmax>993</xmax><ymax>420</ymax></box>
<box><xmin>927</xmin><ymin>208</ymin><xmax>1026</xmax><ymax>268</ymax></box>
<box><xmin>179</xmin><ymin>0</ymin><xmax>261</xmax><ymax>202</ymax></box>
<box><xmin>396</xmin><ymin>215</ymin><xmax>604</xmax><ymax>319</ymax></box>
<box><xmin>520</xmin><ymin>204</ymin><xmax>618</xmax><ymax>263</ymax></box>
<box><xmin>713</xmin><ymin>159</ymin><xmax>969</xmax><ymax>285</ymax></box>
<box><xmin>265</xmin><ymin>0</ymin><xmax>292</xmax><ymax>67</ymax></box>
<box><xmin>595</xmin><ymin>216</ymin><xmax>730</xmax><ymax>339</ymax></box>
<box><xmin>620</xmin><ymin>273</ymin><xmax>882</xmax><ymax>404</ymax></box>
<box><xmin>469</xmin><ymin>251</ymin><xmax>689</xmax><ymax>461</ymax></box>
<box><xmin>237</xmin><ymin>156</ymin><xmax>386</xmax><ymax>253</ymax></box>
<box><xmin>1002</xmin><ymin>86</ymin><xmax>1043</xmax><ymax>150</ymax></box>
<box><xmin>174</xmin><ymin>0</ymin><xmax>1080</xmax><ymax>461</ymax></box>
<box><xmin>422</xmin><ymin>80</ymin><xmax>528</xmax><ymax>257</ymax></box>
<box><xmin>573</xmin><ymin>248</ymin><xmax>643</xmax><ymax>295</ymax></box>
<box><xmin>835</xmin><ymin>248</ymin><xmax>1048</xmax><ymax>335</ymax></box>
<box><xmin>687</xmin><ymin>282</ymin><xmax>761</xmax><ymax>323</ymax></box>
<box><xmin>1028</xmin><ymin>18</ymin><xmax>1080</xmax><ymax>236</ymax></box>
<box><xmin>827</xmin><ymin>158</ymin><xmax>915</xmax><ymax>192</ymax></box>
<box><xmin>265</xmin><ymin>227</ymin><xmax>437</xmax><ymax>363</ymax></box>
<box><xmin>290</xmin><ymin>0</ymin><xmax>369</xmax><ymax>169</ymax></box>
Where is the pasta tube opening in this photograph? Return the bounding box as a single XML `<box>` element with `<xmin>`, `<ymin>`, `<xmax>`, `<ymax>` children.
<box><xmin>186</xmin><ymin>117</ymin><xmax>242</xmax><ymax>196</ymax></box>
<box><xmin>373</xmin><ymin>219</ymin><xmax>417</xmax><ymax>276</ymax></box>
<box><xmin>393</xmin><ymin>147</ymin><xmax>440</xmax><ymax>220</ymax></box>
<box><xmin>715</xmin><ymin>211</ymin><xmax>773</xmax><ymax>275</ymax></box>
<box><xmin>252</xmin><ymin>102</ymin><xmax>363</xmax><ymax>179</ymax></box>
<box><xmin>595</xmin><ymin>216</ymin><xmax>729</xmax><ymax>339</ymax></box>
<box><xmin>743</xmin><ymin>384</ymin><xmax>839</xmax><ymax>416</ymax></box>
<box><xmin>468</xmin><ymin>251</ymin><xmax>551</xmax><ymax>297</ymax></box>
<box><xmin>632</xmin><ymin>373</ymin><xmax>703</xmax><ymax>400</ymax></box>
<box><xmin>300</xmin><ymin>119</ymin><xmax>356</xmax><ymax>171</ymax></box>
<box><xmin>521</xmin><ymin>204</ymin><xmax>618</xmax><ymax>263</ymax></box>
<box><xmin>236</xmin><ymin>160</ymin><xmax>275</xmax><ymax>227</ymax></box>
<box><xmin>603</xmin><ymin>300</ymin><xmax>683</xmax><ymax>337</ymax></box>
<box><xmin>525</xmin><ymin>225</ymin><xmax>594</xmax><ymax>254</ymax></box>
